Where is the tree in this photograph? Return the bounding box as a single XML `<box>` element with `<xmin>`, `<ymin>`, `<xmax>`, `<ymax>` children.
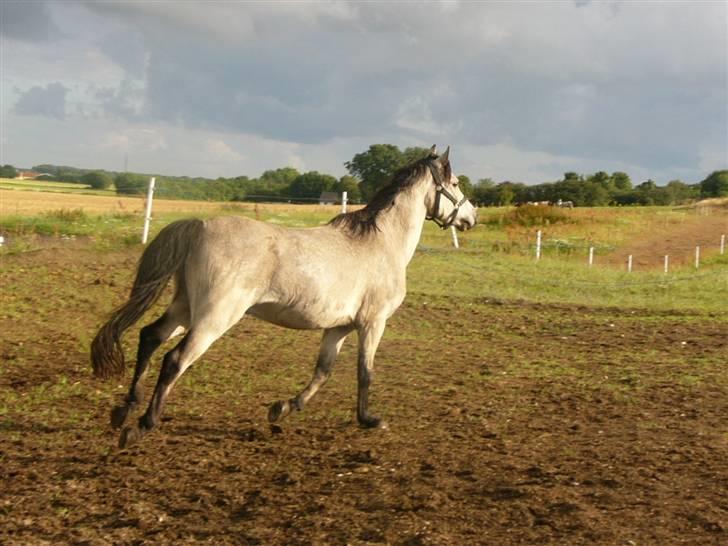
<box><xmin>288</xmin><ymin>171</ymin><xmax>337</xmax><ymax>199</ymax></box>
<box><xmin>259</xmin><ymin>167</ymin><xmax>300</xmax><ymax>189</ymax></box>
<box><xmin>333</xmin><ymin>175</ymin><xmax>362</xmax><ymax>203</ymax></box>
<box><xmin>457</xmin><ymin>175</ymin><xmax>473</xmax><ymax>197</ymax></box>
<box><xmin>664</xmin><ymin>180</ymin><xmax>697</xmax><ymax>205</ymax></box>
<box><xmin>345</xmin><ymin>144</ymin><xmax>430</xmax><ymax>202</ymax></box>
<box><xmin>612</xmin><ymin>171</ymin><xmax>632</xmax><ymax>191</ymax></box>
<box><xmin>0</xmin><ymin>164</ymin><xmax>17</xmax><ymax>178</ymax></box>
<box><xmin>114</xmin><ymin>172</ymin><xmax>147</xmax><ymax>195</ymax></box>
<box><xmin>699</xmin><ymin>170</ymin><xmax>728</xmax><ymax>198</ymax></box>
<box><xmin>82</xmin><ymin>171</ymin><xmax>113</xmax><ymax>190</ymax></box>
<box><xmin>472</xmin><ymin>178</ymin><xmax>497</xmax><ymax>205</ymax></box>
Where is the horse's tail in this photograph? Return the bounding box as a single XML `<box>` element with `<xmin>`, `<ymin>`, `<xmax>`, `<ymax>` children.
<box><xmin>90</xmin><ymin>219</ymin><xmax>204</xmax><ymax>379</ymax></box>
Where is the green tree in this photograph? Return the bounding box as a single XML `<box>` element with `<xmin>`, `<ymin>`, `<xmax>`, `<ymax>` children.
<box><xmin>612</xmin><ymin>171</ymin><xmax>632</xmax><ymax>191</ymax></box>
<box><xmin>0</xmin><ymin>164</ymin><xmax>17</xmax><ymax>178</ymax></box>
<box><xmin>333</xmin><ymin>175</ymin><xmax>362</xmax><ymax>203</ymax></box>
<box><xmin>457</xmin><ymin>174</ymin><xmax>473</xmax><ymax>197</ymax></box>
<box><xmin>472</xmin><ymin>178</ymin><xmax>496</xmax><ymax>205</ymax></box>
<box><xmin>259</xmin><ymin>167</ymin><xmax>300</xmax><ymax>188</ymax></box>
<box><xmin>345</xmin><ymin>144</ymin><xmax>430</xmax><ymax>202</ymax></box>
<box><xmin>699</xmin><ymin>170</ymin><xmax>728</xmax><ymax>197</ymax></box>
<box><xmin>288</xmin><ymin>171</ymin><xmax>337</xmax><ymax>199</ymax></box>
<box><xmin>82</xmin><ymin>171</ymin><xmax>113</xmax><ymax>190</ymax></box>
<box><xmin>496</xmin><ymin>182</ymin><xmax>516</xmax><ymax>206</ymax></box>
<box><xmin>664</xmin><ymin>180</ymin><xmax>697</xmax><ymax>205</ymax></box>
<box><xmin>114</xmin><ymin>172</ymin><xmax>147</xmax><ymax>195</ymax></box>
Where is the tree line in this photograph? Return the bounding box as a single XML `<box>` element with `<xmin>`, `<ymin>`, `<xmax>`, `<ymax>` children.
<box><xmin>3</xmin><ymin>144</ymin><xmax>725</xmax><ymax>205</ymax></box>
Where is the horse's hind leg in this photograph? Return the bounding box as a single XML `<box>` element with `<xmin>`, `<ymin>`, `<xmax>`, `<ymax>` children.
<box><xmin>268</xmin><ymin>325</ymin><xmax>353</xmax><ymax>423</ymax></box>
<box><xmin>118</xmin><ymin>315</ymin><xmax>233</xmax><ymax>448</ymax></box>
<box><xmin>110</xmin><ymin>296</ymin><xmax>189</xmax><ymax>429</ymax></box>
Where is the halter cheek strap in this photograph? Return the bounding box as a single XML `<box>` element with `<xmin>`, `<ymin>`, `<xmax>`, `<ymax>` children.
<box><xmin>426</xmin><ymin>162</ymin><xmax>468</xmax><ymax>229</ymax></box>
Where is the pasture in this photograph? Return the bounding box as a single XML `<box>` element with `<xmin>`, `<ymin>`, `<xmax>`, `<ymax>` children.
<box><xmin>1</xmin><ymin>191</ymin><xmax>727</xmax><ymax>544</ymax></box>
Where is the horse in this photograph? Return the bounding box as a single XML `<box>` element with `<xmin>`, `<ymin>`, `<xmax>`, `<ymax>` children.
<box><xmin>91</xmin><ymin>146</ymin><xmax>477</xmax><ymax>448</ymax></box>
<box><xmin>555</xmin><ymin>199</ymin><xmax>574</xmax><ymax>208</ymax></box>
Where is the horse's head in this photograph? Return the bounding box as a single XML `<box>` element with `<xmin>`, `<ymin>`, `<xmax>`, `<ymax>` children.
<box><xmin>425</xmin><ymin>146</ymin><xmax>477</xmax><ymax>231</ymax></box>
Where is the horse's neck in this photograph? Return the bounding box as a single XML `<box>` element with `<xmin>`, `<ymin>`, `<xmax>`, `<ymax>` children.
<box><xmin>375</xmin><ymin>183</ymin><xmax>429</xmax><ymax>266</ymax></box>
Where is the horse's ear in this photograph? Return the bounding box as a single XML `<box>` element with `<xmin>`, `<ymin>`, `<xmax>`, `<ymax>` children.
<box><xmin>441</xmin><ymin>146</ymin><xmax>450</xmax><ymax>164</ymax></box>
<box><xmin>429</xmin><ymin>144</ymin><xmax>438</xmax><ymax>158</ymax></box>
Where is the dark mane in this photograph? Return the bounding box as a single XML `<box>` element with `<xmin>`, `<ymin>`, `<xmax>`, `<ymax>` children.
<box><xmin>329</xmin><ymin>155</ymin><xmax>433</xmax><ymax>237</ymax></box>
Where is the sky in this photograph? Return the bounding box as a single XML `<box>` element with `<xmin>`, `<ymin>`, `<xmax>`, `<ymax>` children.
<box><xmin>1</xmin><ymin>0</ymin><xmax>726</xmax><ymax>185</ymax></box>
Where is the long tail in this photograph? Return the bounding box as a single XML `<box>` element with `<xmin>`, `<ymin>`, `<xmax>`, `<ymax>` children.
<box><xmin>90</xmin><ymin>219</ymin><xmax>204</xmax><ymax>379</ymax></box>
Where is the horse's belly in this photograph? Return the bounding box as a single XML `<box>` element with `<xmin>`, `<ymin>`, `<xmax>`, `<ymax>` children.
<box><xmin>246</xmin><ymin>302</ymin><xmax>351</xmax><ymax>330</ymax></box>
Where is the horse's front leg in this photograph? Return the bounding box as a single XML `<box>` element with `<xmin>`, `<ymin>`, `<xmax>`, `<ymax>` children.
<box><xmin>268</xmin><ymin>325</ymin><xmax>353</xmax><ymax>423</ymax></box>
<box><xmin>356</xmin><ymin>318</ymin><xmax>388</xmax><ymax>429</ymax></box>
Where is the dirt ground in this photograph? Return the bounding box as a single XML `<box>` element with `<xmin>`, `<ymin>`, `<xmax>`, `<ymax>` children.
<box><xmin>603</xmin><ymin>205</ymin><xmax>728</xmax><ymax>270</ymax></box>
<box><xmin>1</xmin><ymin>246</ymin><xmax>727</xmax><ymax>545</ymax></box>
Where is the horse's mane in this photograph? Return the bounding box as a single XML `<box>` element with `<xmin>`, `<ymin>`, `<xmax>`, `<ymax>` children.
<box><xmin>329</xmin><ymin>155</ymin><xmax>434</xmax><ymax>237</ymax></box>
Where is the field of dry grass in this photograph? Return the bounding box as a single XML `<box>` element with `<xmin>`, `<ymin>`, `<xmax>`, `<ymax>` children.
<box><xmin>0</xmin><ymin>188</ymin><xmax>350</xmax><ymax>216</ymax></box>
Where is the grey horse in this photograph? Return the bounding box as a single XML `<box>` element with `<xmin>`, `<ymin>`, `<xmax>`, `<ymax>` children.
<box><xmin>91</xmin><ymin>146</ymin><xmax>477</xmax><ymax>448</ymax></box>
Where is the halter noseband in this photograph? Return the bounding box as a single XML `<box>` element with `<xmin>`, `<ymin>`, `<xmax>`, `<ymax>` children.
<box><xmin>426</xmin><ymin>161</ymin><xmax>468</xmax><ymax>229</ymax></box>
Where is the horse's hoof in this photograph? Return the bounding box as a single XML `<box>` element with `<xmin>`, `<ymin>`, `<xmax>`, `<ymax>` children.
<box><xmin>110</xmin><ymin>405</ymin><xmax>130</xmax><ymax>429</ymax></box>
<box><xmin>118</xmin><ymin>426</ymin><xmax>142</xmax><ymax>449</ymax></box>
<box><xmin>268</xmin><ymin>400</ymin><xmax>291</xmax><ymax>423</ymax></box>
<box><xmin>359</xmin><ymin>416</ymin><xmax>388</xmax><ymax>430</ymax></box>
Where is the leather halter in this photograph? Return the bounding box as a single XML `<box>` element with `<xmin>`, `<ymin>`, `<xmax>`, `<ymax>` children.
<box><xmin>426</xmin><ymin>161</ymin><xmax>468</xmax><ymax>229</ymax></box>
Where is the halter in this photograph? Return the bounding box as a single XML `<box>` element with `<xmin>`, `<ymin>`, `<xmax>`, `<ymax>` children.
<box><xmin>426</xmin><ymin>161</ymin><xmax>468</xmax><ymax>229</ymax></box>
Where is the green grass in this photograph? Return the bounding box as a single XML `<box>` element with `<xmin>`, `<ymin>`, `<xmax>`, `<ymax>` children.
<box><xmin>2</xmin><ymin>204</ymin><xmax>726</xmax><ymax>313</ymax></box>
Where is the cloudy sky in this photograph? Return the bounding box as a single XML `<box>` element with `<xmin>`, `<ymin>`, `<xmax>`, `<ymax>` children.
<box><xmin>1</xmin><ymin>1</ymin><xmax>726</xmax><ymax>184</ymax></box>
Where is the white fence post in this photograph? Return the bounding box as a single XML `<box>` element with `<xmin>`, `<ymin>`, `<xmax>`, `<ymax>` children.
<box><xmin>627</xmin><ymin>254</ymin><xmax>633</xmax><ymax>273</ymax></box>
<box><xmin>721</xmin><ymin>234</ymin><xmax>725</xmax><ymax>255</ymax></box>
<box><xmin>535</xmin><ymin>230</ymin><xmax>542</xmax><ymax>260</ymax></box>
<box><xmin>695</xmin><ymin>246</ymin><xmax>700</xmax><ymax>269</ymax></box>
<box><xmin>341</xmin><ymin>191</ymin><xmax>348</xmax><ymax>214</ymax></box>
<box><xmin>450</xmin><ymin>225</ymin><xmax>459</xmax><ymax>249</ymax></box>
<box><xmin>588</xmin><ymin>246</ymin><xmax>594</xmax><ymax>267</ymax></box>
<box><xmin>664</xmin><ymin>255</ymin><xmax>669</xmax><ymax>274</ymax></box>
<box><xmin>142</xmin><ymin>177</ymin><xmax>156</xmax><ymax>244</ymax></box>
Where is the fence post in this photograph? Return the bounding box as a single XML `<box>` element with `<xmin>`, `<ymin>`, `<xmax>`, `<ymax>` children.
<box><xmin>535</xmin><ymin>230</ymin><xmax>542</xmax><ymax>260</ymax></box>
<box><xmin>627</xmin><ymin>254</ymin><xmax>633</xmax><ymax>273</ymax></box>
<box><xmin>450</xmin><ymin>225</ymin><xmax>459</xmax><ymax>249</ymax></box>
<box><xmin>664</xmin><ymin>255</ymin><xmax>669</xmax><ymax>274</ymax></box>
<box><xmin>141</xmin><ymin>177</ymin><xmax>156</xmax><ymax>244</ymax></box>
<box><xmin>695</xmin><ymin>246</ymin><xmax>700</xmax><ymax>269</ymax></box>
<box><xmin>588</xmin><ymin>246</ymin><xmax>594</xmax><ymax>267</ymax></box>
<box><xmin>341</xmin><ymin>191</ymin><xmax>348</xmax><ymax>214</ymax></box>
<box><xmin>721</xmin><ymin>234</ymin><xmax>725</xmax><ymax>255</ymax></box>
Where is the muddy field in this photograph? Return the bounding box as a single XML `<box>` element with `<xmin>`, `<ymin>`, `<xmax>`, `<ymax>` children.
<box><xmin>1</xmin><ymin>246</ymin><xmax>727</xmax><ymax>545</ymax></box>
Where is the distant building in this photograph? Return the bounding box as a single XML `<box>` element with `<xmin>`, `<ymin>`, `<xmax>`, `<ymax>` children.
<box><xmin>16</xmin><ymin>171</ymin><xmax>41</xmax><ymax>180</ymax></box>
<box><xmin>319</xmin><ymin>191</ymin><xmax>340</xmax><ymax>205</ymax></box>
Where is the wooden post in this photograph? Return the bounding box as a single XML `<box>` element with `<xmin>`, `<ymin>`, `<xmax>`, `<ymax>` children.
<box><xmin>536</xmin><ymin>230</ymin><xmax>542</xmax><ymax>260</ymax></box>
<box><xmin>664</xmin><ymin>255</ymin><xmax>669</xmax><ymax>274</ymax></box>
<box><xmin>588</xmin><ymin>246</ymin><xmax>594</xmax><ymax>267</ymax></box>
<box><xmin>450</xmin><ymin>225</ymin><xmax>459</xmax><ymax>249</ymax></box>
<box><xmin>627</xmin><ymin>254</ymin><xmax>633</xmax><ymax>273</ymax></box>
<box><xmin>341</xmin><ymin>191</ymin><xmax>348</xmax><ymax>214</ymax></box>
<box><xmin>142</xmin><ymin>177</ymin><xmax>156</xmax><ymax>244</ymax></box>
<box><xmin>721</xmin><ymin>234</ymin><xmax>725</xmax><ymax>255</ymax></box>
<box><xmin>695</xmin><ymin>246</ymin><xmax>700</xmax><ymax>269</ymax></box>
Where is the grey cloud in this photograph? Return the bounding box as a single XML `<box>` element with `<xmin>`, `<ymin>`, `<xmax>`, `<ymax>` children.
<box><xmin>13</xmin><ymin>82</ymin><xmax>69</xmax><ymax>119</ymax></box>
<box><xmin>0</xmin><ymin>1</ymin><xmax>62</xmax><ymax>42</ymax></box>
<box><xmin>5</xmin><ymin>1</ymin><xmax>726</xmax><ymax>182</ymax></box>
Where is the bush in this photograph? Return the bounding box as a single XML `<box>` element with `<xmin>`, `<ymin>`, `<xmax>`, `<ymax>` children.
<box><xmin>82</xmin><ymin>171</ymin><xmax>113</xmax><ymax>190</ymax></box>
